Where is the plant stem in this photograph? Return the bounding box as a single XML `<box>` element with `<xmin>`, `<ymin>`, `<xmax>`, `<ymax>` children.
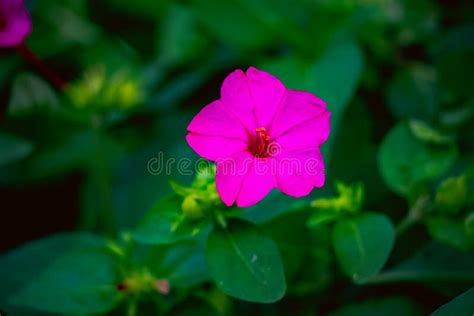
<box><xmin>94</xmin><ymin>128</ymin><xmax>117</xmax><ymax>236</ymax></box>
<box><xmin>127</xmin><ymin>298</ymin><xmax>138</xmax><ymax>316</ymax></box>
<box><xmin>395</xmin><ymin>195</ymin><xmax>430</xmax><ymax>236</ymax></box>
<box><xmin>15</xmin><ymin>43</ymin><xmax>67</xmax><ymax>91</ymax></box>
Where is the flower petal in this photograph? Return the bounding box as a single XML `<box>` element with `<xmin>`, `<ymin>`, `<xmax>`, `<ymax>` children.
<box><xmin>187</xmin><ymin>100</ymin><xmax>247</xmax><ymax>140</ymax></box>
<box><xmin>186</xmin><ymin>133</ymin><xmax>247</xmax><ymax>161</ymax></box>
<box><xmin>215</xmin><ymin>151</ymin><xmax>253</xmax><ymax>206</ymax></box>
<box><xmin>276</xmin><ymin>111</ymin><xmax>331</xmax><ymax>149</ymax></box>
<box><xmin>275</xmin><ymin>147</ymin><xmax>325</xmax><ymax>197</ymax></box>
<box><xmin>236</xmin><ymin>158</ymin><xmax>276</xmax><ymax>207</ymax></box>
<box><xmin>246</xmin><ymin>67</ymin><xmax>286</xmax><ymax>128</ymax></box>
<box><xmin>270</xmin><ymin>90</ymin><xmax>327</xmax><ymax>137</ymax></box>
<box><xmin>0</xmin><ymin>0</ymin><xmax>32</xmax><ymax>47</ymax></box>
<box><xmin>220</xmin><ymin>69</ymin><xmax>256</xmax><ymax>132</ymax></box>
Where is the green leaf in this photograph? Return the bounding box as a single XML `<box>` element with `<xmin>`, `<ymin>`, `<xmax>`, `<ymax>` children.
<box><xmin>432</xmin><ymin>287</ymin><xmax>474</xmax><ymax>316</ymax></box>
<box><xmin>387</xmin><ymin>66</ymin><xmax>438</xmax><ymax>121</ymax></box>
<box><xmin>263</xmin><ymin>211</ymin><xmax>311</xmax><ymax>280</ymax></box>
<box><xmin>435</xmin><ymin>25</ymin><xmax>474</xmax><ymax>98</ymax></box>
<box><xmin>157</xmin><ymin>4</ymin><xmax>208</xmax><ymax>65</ymax></box>
<box><xmin>332</xmin><ymin>212</ymin><xmax>395</xmax><ymax>283</ymax></box>
<box><xmin>206</xmin><ymin>219</ymin><xmax>286</xmax><ymax>303</ymax></box>
<box><xmin>328</xmin><ymin>296</ymin><xmax>423</xmax><ymax>316</ymax></box>
<box><xmin>308</xmin><ymin>36</ymin><xmax>364</xmax><ymax>139</ymax></box>
<box><xmin>104</xmin><ymin>0</ymin><xmax>167</xmax><ymax>19</ymax></box>
<box><xmin>426</xmin><ymin>217</ymin><xmax>474</xmax><ymax>251</ymax></box>
<box><xmin>369</xmin><ymin>242</ymin><xmax>474</xmax><ymax>284</ymax></box>
<box><xmin>134</xmin><ymin>195</ymin><xmax>209</xmax><ymax>244</ymax></box>
<box><xmin>29</xmin><ymin>0</ymin><xmax>100</xmax><ymax>56</ymax></box>
<box><xmin>134</xmin><ymin>241</ymin><xmax>209</xmax><ymax>288</ymax></box>
<box><xmin>0</xmin><ymin>233</ymin><xmax>110</xmax><ymax>314</ymax></box>
<box><xmin>0</xmin><ymin>133</ymin><xmax>33</xmax><ymax>167</ymax></box>
<box><xmin>307</xmin><ymin>209</ymin><xmax>341</xmax><ymax>228</ymax></box>
<box><xmin>262</xmin><ymin>36</ymin><xmax>363</xmax><ymax>156</ymax></box>
<box><xmin>8</xmin><ymin>73</ymin><xmax>59</xmax><ymax>116</ymax></box>
<box><xmin>190</xmin><ymin>0</ymin><xmax>275</xmax><ymax>50</ymax></box>
<box><xmin>378</xmin><ymin>123</ymin><xmax>457</xmax><ymax>196</ymax></box>
<box><xmin>11</xmin><ymin>250</ymin><xmax>120</xmax><ymax>314</ymax></box>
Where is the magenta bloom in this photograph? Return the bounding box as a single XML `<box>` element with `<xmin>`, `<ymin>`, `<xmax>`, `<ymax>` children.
<box><xmin>0</xmin><ymin>0</ymin><xmax>31</xmax><ymax>47</ymax></box>
<box><xmin>186</xmin><ymin>67</ymin><xmax>331</xmax><ymax>207</ymax></box>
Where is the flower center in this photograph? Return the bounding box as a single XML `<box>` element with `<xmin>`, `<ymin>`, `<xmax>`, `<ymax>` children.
<box><xmin>249</xmin><ymin>127</ymin><xmax>271</xmax><ymax>158</ymax></box>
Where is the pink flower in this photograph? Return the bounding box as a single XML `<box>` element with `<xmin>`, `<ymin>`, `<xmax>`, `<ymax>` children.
<box><xmin>186</xmin><ymin>67</ymin><xmax>331</xmax><ymax>207</ymax></box>
<box><xmin>0</xmin><ymin>0</ymin><xmax>32</xmax><ymax>47</ymax></box>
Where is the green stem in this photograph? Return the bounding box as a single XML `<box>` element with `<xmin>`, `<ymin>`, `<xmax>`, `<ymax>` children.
<box><xmin>395</xmin><ymin>195</ymin><xmax>430</xmax><ymax>236</ymax></box>
<box><xmin>91</xmin><ymin>117</ymin><xmax>116</xmax><ymax>236</ymax></box>
<box><xmin>127</xmin><ymin>297</ymin><xmax>138</xmax><ymax>316</ymax></box>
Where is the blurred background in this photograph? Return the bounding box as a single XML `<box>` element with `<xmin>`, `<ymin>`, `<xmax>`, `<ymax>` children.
<box><xmin>1</xmin><ymin>0</ymin><xmax>473</xmax><ymax>315</ymax></box>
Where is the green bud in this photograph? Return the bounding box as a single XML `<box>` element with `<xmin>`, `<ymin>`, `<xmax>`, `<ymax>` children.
<box><xmin>311</xmin><ymin>181</ymin><xmax>364</xmax><ymax>214</ymax></box>
<box><xmin>435</xmin><ymin>176</ymin><xmax>467</xmax><ymax>214</ymax></box>
<box><xmin>182</xmin><ymin>195</ymin><xmax>204</xmax><ymax>220</ymax></box>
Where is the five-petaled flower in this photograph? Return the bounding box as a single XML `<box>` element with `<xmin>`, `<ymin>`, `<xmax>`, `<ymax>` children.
<box><xmin>186</xmin><ymin>67</ymin><xmax>331</xmax><ymax>207</ymax></box>
<box><xmin>0</xmin><ymin>0</ymin><xmax>31</xmax><ymax>47</ymax></box>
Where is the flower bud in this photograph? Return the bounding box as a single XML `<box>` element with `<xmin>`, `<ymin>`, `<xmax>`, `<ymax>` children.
<box><xmin>182</xmin><ymin>195</ymin><xmax>204</xmax><ymax>220</ymax></box>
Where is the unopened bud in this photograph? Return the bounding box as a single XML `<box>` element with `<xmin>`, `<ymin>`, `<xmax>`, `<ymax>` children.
<box><xmin>182</xmin><ymin>195</ymin><xmax>204</xmax><ymax>220</ymax></box>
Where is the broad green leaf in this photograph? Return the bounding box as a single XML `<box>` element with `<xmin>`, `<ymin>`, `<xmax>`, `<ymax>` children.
<box><xmin>332</xmin><ymin>212</ymin><xmax>395</xmax><ymax>283</ymax></box>
<box><xmin>133</xmin><ymin>241</ymin><xmax>209</xmax><ymax>288</ymax></box>
<box><xmin>369</xmin><ymin>242</ymin><xmax>474</xmax><ymax>284</ymax></box>
<box><xmin>308</xmin><ymin>36</ymin><xmax>364</xmax><ymax>140</ymax></box>
<box><xmin>27</xmin><ymin>130</ymin><xmax>119</xmax><ymax>178</ymax></box>
<box><xmin>328</xmin><ymin>297</ymin><xmax>423</xmax><ymax>316</ymax></box>
<box><xmin>11</xmin><ymin>250</ymin><xmax>120</xmax><ymax>314</ymax></box>
<box><xmin>240</xmin><ymin>190</ymin><xmax>305</xmax><ymax>223</ymax></box>
<box><xmin>0</xmin><ymin>133</ymin><xmax>33</xmax><ymax>167</ymax></box>
<box><xmin>387</xmin><ymin>66</ymin><xmax>438</xmax><ymax>121</ymax></box>
<box><xmin>435</xmin><ymin>25</ymin><xmax>474</xmax><ymax>98</ymax></box>
<box><xmin>0</xmin><ymin>233</ymin><xmax>108</xmax><ymax>314</ymax></box>
<box><xmin>329</xmin><ymin>101</ymin><xmax>388</xmax><ymax>205</ymax></box>
<box><xmin>104</xmin><ymin>0</ymin><xmax>168</xmax><ymax>19</ymax></box>
<box><xmin>263</xmin><ymin>36</ymin><xmax>363</xmax><ymax>156</ymax></box>
<box><xmin>206</xmin><ymin>219</ymin><xmax>286</xmax><ymax>303</ymax></box>
<box><xmin>134</xmin><ymin>195</ymin><xmax>209</xmax><ymax>244</ymax></box>
<box><xmin>426</xmin><ymin>217</ymin><xmax>474</xmax><ymax>251</ymax></box>
<box><xmin>378</xmin><ymin>123</ymin><xmax>457</xmax><ymax>196</ymax></box>
<box><xmin>190</xmin><ymin>0</ymin><xmax>275</xmax><ymax>50</ymax></box>
<box><xmin>263</xmin><ymin>211</ymin><xmax>311</xmax><ymax>280</ymax></box>
<box><xmin>432</xmin><ymin>287</ymin><xmax>474</xmax><ymax>316</ymax></box>
<box><xmin>157</xmin><ymin>4</ymin><xmax>208</xmax><ymax>65</ymax></box>
<box><xmin>161</xmin><ymin>242</ymin><xmax>209</xmax><ymax>288</ymax></box>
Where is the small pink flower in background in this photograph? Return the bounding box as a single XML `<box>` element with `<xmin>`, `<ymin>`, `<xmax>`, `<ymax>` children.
<box><xmin>0</xmin><ymin>0</ymin><xmax>32</xmax><ymax>47</ymax></box>
<box><xmin>186</xmin><ymin>67</ymin><xmax>331</xmax><ymax>207</ymax></box>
